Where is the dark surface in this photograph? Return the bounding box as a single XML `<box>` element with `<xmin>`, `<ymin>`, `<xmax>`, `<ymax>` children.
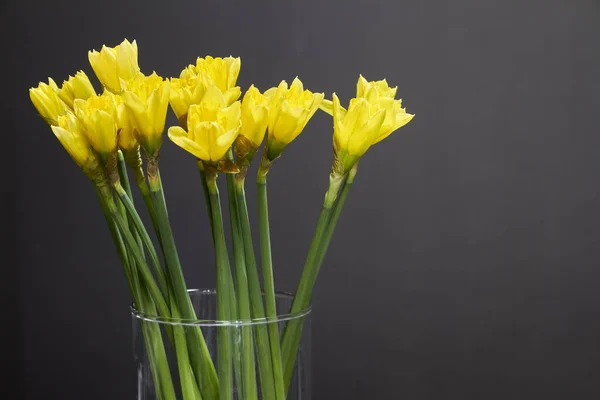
<box><xmin>7</xmin><ymin>0</ymin><xmax>600</xmax><ymax>399</ymax></box>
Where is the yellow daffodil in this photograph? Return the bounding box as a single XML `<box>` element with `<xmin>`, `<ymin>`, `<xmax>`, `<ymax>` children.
<box><xmin>194</xmin><ymin>56</ymin><xmax>241</xmax><ymax>93</ymax></box>
<box><xmin>51</xmin><ymin>112</ymin><xmax>100</xmax><ymax>176</ymax></box>
<box><xmin>169</xmin><ymin>72</ymin><xmax>210</xmax><ymax>123</ymax></box>
<box><xmin>235</xmin><ymin>85</ymin><xmax>269</xmax><ymax>168</ymax></box>
<box><xmin>331</xmin><ymin>93</ymin><xmax>386</xmax><ymax>163</ymax></box>
<box><xmin>320</xmin><ymin>75</ymin><xmax>414</xmax><ymax>173</ymax></box>
<box><xmin>121</xmin><ymin>73</ymin><xmax>170</xmax><ymax>156</ymax></box>
<box><xmin>168</xmin><ymin>86</ymin><xmax>241</xmax><ymax>162</ymax></box>
<box><xmin>29</xmin><ymin>78</ymin><xmax>69</xmax><ymax>125</ymax></box>
<box><xmin>263</xmin><ymin>78</ymin><xmax>324</xmax><ymax>159</ymax></box>
<box><xmin>240</xmin><ymin>85</ymin><xmax>269</xmax><ymax>148</ymax></box>
<box><xmin>57</xmin><ymin>71</ymin><xmax>97</xmax><ymax>109</ymax></box>
<box><xmin>88</xmin><ymin>39</ymin><xmax>140</xmax><ymax>93</ymax></box>
<box><xmin>74</xmin><ymin>92</ymin><xmax>119</xmax><ymax>156</ymax></box>
<box><xmin>170</xmin><ymin>61</ymin><xmax>241</xmax><ymax>122</ymax></box>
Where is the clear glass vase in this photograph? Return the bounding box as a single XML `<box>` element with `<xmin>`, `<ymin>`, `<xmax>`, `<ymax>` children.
<box><xmin>132</xmin><ymin>289</ymin><xmax>312</xmax><ymax>400</ymax></box>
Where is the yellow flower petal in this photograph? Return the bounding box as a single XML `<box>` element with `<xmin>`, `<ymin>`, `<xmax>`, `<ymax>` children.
<box><xmin>265</xmin><ymin>78</ymin><xmax>323</xmax><ymax>156</ymax></box>
<box><xmin>372</xmin><ymin>111</ymin><xmax>414</xmax><ymax>144</ymax></box>
<box><xmin>218</xmin><ymin>101</ymin><xmax>242</xmax><ymax>132</ymax></box>
<box><xmin>223</xmin><ymin>87</ymin><xmax>242</xmax><ymax>106</ymax></box>
<box><xmin>347</xmin><ymin>108</ymin><xmax>386</xmax><ymax>157</ymax></box>
<box><xmin>168</xmin><ymin>93</ymin><xmax>241</xmax><ymax>162</ymax></box>
<box><xmin>121</xmin><ymin>73</ymin><xmax>170</xmax><ymax>155</ymax></box>
<box><xmin>168</xmin><ymin>126</ymin><xmax>210</xmax><ymax>160</ymax></box>
<box><xmin>240</xmin><ymin>85</ymin><xmax>269</xmax><ymax>147</ymax></box>
<box><xmin>212</xmin><ymin>126</ymin><xmax>240</xmax><ymax>161</ymax></box>
<box><xmin>319</xmin><ymin>98</ymin><xmax>334</xmax><ymax>116</ymax></box>
<box><xmin>89</xmin><ymin>39</ymin><xmax>140</xmax><ymax>93</ymax></box>
<box><xmin>356</xmin><ymin>75</ymin><xmax>370</xmax><ymax>98</ymax></box>
<box><xmin>74</xmin><ymin>93</ymin><xmax>118</xmax><ymax>154</ymax></box>
<box><xmin>58</xmin><ymin>71</ymin><xmax>97</xmax><ymax>109</ymax></box>
<box><xmin>29</xmin><ymin>79</ymin><xmax>69</xmax><ymax>125</ymax></box>
<box><xmin>194</xmin><ymin>56</ymin><xmax>241</xmax><ymax>92</ymax></box>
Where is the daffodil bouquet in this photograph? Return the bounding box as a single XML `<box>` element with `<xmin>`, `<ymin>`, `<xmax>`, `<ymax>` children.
<box><xmin>29</xmin><ymin>39</ymin><xmax>413</xmax><ymax>400</ymax></box>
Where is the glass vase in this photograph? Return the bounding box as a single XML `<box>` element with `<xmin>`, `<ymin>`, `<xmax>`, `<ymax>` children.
<box><xmin>132</xmin><ymin>289</ymin><xmax>312</xmax><ymax>400</ymax></box>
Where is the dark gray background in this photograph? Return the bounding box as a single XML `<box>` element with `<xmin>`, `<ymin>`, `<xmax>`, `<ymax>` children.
<box><xmin>7</xmin><ymin>0</ymin><xmax>600</xmax><ymax>398</ymax></box>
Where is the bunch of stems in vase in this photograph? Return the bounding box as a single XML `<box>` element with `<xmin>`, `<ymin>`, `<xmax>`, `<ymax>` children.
<box><xmin>29</xmin><ymin>39</ymin><xmax>414</xmax><ymax>400</ymax></box>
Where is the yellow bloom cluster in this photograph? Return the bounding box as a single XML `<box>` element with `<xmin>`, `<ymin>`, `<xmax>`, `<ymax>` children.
<box><xmin>167</xmin><ymin>56</ymin><xmax>244</xmax><ymax>163</ymax></box>
<box><xmin>29</xmin><ymin>39</ymin><xmax>171</xmax><ymax>179</ymax></box>
<box><xmin>29</xmin><ymin>38</ymin><xmax>413</xmax><ymax>181</ymax></box>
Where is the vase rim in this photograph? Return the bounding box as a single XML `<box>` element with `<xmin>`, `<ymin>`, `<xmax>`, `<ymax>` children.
<box><xmin>130</xmin><ymin>288</ymin><xmax>312</xmax><ymax>327</ymax></box>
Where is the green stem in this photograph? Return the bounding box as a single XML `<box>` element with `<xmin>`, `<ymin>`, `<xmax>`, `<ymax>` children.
<box><xmin>148</xmin><ymin>172</ymin><xmax>219</xmax><ymax>400</ymax></box>
<box><xmin>95</xmin><ymin>187</ymin><xmax>134</xmax><ymax>298</ymax></box>
<box><xmin>197</xmin><ymin>161</ymin><xmax>214</xmax><ymax>235</ymax></box>
<box><xmin>313</xmin><ymin>165</ymin><xmax>357</xmax><ymax>294</ymax></box>
<box><xmin>113</xmin><ymin>182</ymin><xmax>169</xmax><ymax>298</ymax></box>
<box><xmin>199</xmin><ymin>161</ymin><xmax>240</xmax><ymax>395</ymax></box>
<box><xmin>134</xmin><ymin>171</ymin><xmax>163</xmax><ymax>244</ymax></box>
<box><xmin>234</xmin><ymin>177</ymin><xmax>277</xmax><ymax>400</ymax></box>
<box><xmin>280</xmin><ymin>172</ymin><xmax>345</xmax><ymax>391</ymax></box>
<box><xmin>131</xmin><ymin>163</ymin><xmax>175</xmax><ymax>311</ymax></box>
<box><xmin>171</xmin><ymin>300</ymin><xmax>202</xmax><ymax>400</ymax></box>
<box><xmin>205</xmin><ymin>174</ymin><xmax>233</xmax><ymax>400</ymax></box>
<box><xmin>96</xmin><ymin>188</ymin><xmax>176</xmax><ymax>400</ymax></box>
<box><xmin>282</xmin><ymin>170</ymin><xmax>356</xmax><ymax>392</ymax></box>
<box><xmin>256</xmin><ymin>176</ymin><xmax>286</xmax><ymax>400</ymax></box>
<box><xmin>138</xmin><ymin>284</ymin><xmax>179</xmax><ymax>400</ymax></box>
<box><xmin>113</xmin><ymin>155</ymin><xmax>129</xmax><ymax>238</ymax></box>
<box><xmin>105</xmin><ymin>195</ymin><xmax>171</xmax><ymax>324</ymax></box>
<box><xmin>117</xmin><ymin>151</ymin><xmax>139</xmax><ymax>243</ymax></box>
<box><xmin>117</xmin><ymin>151</ymin><xmax>134</xmax><ymax>207</ymax></box>
<box><xmin>226</xmin><ymin>173</ymin><xmax>257</xmax><ymax>400</ymax></box>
